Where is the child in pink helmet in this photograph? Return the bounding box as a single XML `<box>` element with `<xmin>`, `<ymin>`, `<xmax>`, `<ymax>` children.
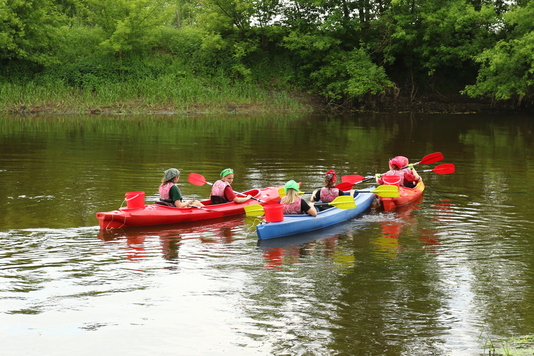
<box><xmin>376</xmin><ymin>156</ymin><xmax>421</xmax><ymax>188</ymax></box>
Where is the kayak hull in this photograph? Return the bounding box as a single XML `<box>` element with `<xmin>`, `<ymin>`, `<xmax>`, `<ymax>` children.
<box><xmin>379</xmin><ymin>180</ymin><xmax>425</xmax><ymax>211</ymax></box>
<box><xmin>256</xmin><ymin>189</ymin><xmax>376</xmax><ymax>240</ymax></box>
<box><xmin>97</xmin><ymin>186</ymin><xmax>281</xmax><ymax>230</ymax></box>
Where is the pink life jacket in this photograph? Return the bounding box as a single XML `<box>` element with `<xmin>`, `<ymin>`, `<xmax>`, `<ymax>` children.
<box><xmin>319</xmin><ymin>187</ymin><xmax>339</xmax><ymax>203</ymax></box>
<box><xmin>281</xmin><ymin>196</ymin><xmax>303</xmax><ymax>214</ymax></box>
<box><xmin>159</xmin><ymin>182</ymin><xmax>176</xmax><ymax>201</ymax></box>
<box><xmin>211</xmin><ymin>180</ymin><xmax>231</xmax><ymax>197</ymax></box>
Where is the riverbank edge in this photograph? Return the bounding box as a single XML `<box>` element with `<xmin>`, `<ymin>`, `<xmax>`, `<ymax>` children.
<box><xmin>2</xmin><ymin>92</ymin><xmax>530</xmax><ymax>116</ymax></box>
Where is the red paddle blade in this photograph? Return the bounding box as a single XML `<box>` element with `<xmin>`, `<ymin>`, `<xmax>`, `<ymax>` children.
<box><xmin>188</xmin><ymin>172</ymin><xmax>207</xmax><ymax>186</ymax></box>
<box><xmin>262</xmin><ymin>197</ymin><xmax>281</xmax><ymax>205</ymax></box>
<box><xmin>341</xmin><ymin>175</ymin><xmax>365</xmax><ymax>184</ymax></box>
<box><xmin>433</xmin><ymin>164</ymin><xmax>455</xmax><ymax>174</ymax></box>
<box><xmin>420</xmin><ymin>152</ymin><xmax>444</xmax><ymax>165</ymax></box>
<box><xmin>335</xmin><ymin>182</ymin><xmax>354</xmax><ymax>191</ymax></box>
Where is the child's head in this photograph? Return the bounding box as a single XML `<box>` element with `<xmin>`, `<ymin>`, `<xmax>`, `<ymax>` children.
<box><xmin>389</xmin><ymin>156</ymin><xmax>409</xmax><ymax>170</ymax></box>
<box><xmin>324</xmin><ymin>169</ymin><xmax>337</xmax><ymax>188</ymax></box>
<box><xmin>284</xmin><ymin>180</ymin><xmax>300</xmax><ymax>203</ymax></box>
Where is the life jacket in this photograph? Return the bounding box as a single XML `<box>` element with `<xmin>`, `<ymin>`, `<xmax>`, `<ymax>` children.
<box><xmin>401</xmin><ymin>168</ymin><xmax>417</xmax><ymax>184</ymax></box>
<box><xmin>159</xmin><ymin>182</ymin><xmax>176</xmax><ymax>203</ymax></box>
<box><xmin>281</xmin><ymin>196</ymin><xmax>303</xmax><ymax>214</ymax></box>
<box><xmin>211</xmin><ymin>180</ymin><xmax>231</xmax><ymax>203</ymax></box>
<box><xmin>319</xmin><ymin>187</ymin><xmax>339</xmax><ymax>203</ymax></box>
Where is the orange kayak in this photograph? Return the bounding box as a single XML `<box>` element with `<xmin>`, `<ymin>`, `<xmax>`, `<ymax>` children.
<box><xmin>379</xmin><ymin>180</ymin><xmax>425</xmax><ymax>211</ymax></box>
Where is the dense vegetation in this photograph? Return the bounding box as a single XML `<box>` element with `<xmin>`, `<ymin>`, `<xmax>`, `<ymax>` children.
<box><xmin>0</xmin><ymin>0</ymin><xmax>533</xmax><ymax>113</ymax></box>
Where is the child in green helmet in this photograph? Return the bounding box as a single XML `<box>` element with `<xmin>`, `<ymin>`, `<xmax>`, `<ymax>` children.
<box><xmin>210</xmin><ymin>168</ymin><xmax>253</xmax><ymax>204</ymax></box>
<box><xmin>281</xmin><ymin>180</ymin><xmax>317</xmax><ymax>216</ymax></box>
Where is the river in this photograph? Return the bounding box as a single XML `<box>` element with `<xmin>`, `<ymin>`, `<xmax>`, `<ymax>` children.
<box><xmin>1</xmin><ymin>112</ymin><xmax>533</xmax><ymax>355</ymax></box>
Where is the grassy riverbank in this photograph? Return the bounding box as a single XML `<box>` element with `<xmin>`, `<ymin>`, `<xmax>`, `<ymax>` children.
<box><xmin>484</xmin><ymin>334</ymin><xmax>534</xmax><ymax>356</ymax></box>
<box><xmin>0</xmin><ymin>79</ymin><xmax>314</xmax><ymax>115</ymax></box>
<box><xmin>2</xmin><ymin>80</ymin><xmax>517</xmax><ymax>116</ymax></box>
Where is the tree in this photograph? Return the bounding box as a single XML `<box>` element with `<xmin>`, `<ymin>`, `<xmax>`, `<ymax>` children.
<box><xmin>463</xmin><ymin>1</ymin><xmax>534</xmax><ymax>104</ymax></box>
<box><xmin>0</xmin><ymin>0</ymin><xmax>67</xmax><ymax>66</ymax></box>
<box><xmin>82</xmin><ymin>0</ymin><xmax>174</xmax><ymax>57</ymax></box>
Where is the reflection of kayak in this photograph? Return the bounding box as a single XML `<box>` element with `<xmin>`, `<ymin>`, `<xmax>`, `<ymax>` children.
<box><xmin>256</xmin><ymin>189</ymin><xmax>376</xmax><ymax>240</ymax></box>
<box><xmin>379</xmin><ymin>180</ymin><xmax>425</xmax><ymax>211</ymax></box>
<box><xmin>97</xmin><ymin>215</ymin><xmax>247</xmax><ymax>261</ymax></box>
<box><xmin>96</xmin><ymin>186</ymin><xmax>281</xmax><ymax>230</ymax></box>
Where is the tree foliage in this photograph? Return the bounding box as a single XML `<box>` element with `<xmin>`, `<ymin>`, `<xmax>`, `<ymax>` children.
<box><xmin>463</xmin><ymin>1</ymin><xmax>534</xmax><ymax>103</ymax></box>
<box><xmin>0</xmin><ymin>0</ymin><xmax>533</xmax><ymax>108</ymax></box>
<box><xmin>0</xmin><ymin>0</ymin><xmax>67</xmax><ymax>65</ymax></box>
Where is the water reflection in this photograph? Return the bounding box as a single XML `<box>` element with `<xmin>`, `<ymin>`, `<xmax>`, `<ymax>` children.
<box><xmin>257</xmin><ymin>219</ymin><xmax>368</xmax><ymax>272</ymax></box>
<box><xmin>97</xmin><ymin>216</ymin><xmax>247</xmax><ymax>261</ymax></box>
<box><xmin>2</xmin><ymin>113</ymin><xmax>534</xmax><ymax>355</ymax></box>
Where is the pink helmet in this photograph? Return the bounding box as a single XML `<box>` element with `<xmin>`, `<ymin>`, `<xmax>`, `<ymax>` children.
<box><xmin>389</xmin><ymin>156</ymin><xmax>409</xmax><ymax>170</ymax></box>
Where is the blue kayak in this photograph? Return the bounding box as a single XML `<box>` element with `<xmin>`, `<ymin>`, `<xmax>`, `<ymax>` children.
<box><xmin>256</xmin><ymin>189</ymin><xmax>376</xmax><ymax>240</ymax></box>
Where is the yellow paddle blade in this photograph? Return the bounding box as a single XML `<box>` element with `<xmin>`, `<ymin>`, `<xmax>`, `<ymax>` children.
<box><xmin>277</xmin><ymin>187</ymin><xmax>305</xmax><ymax>198</ymax></box>
<box><xmin>244</xmin><ymin>204</ymin><xmax>265</xmax><ymax>217</ymax></box>
<box><xmin>328</xmin><ymin>195</ymin><xmax>356</xmax><ymax>209</ymax></box>
<box><xmin>318</xmin><ymin>195</ymin><xmax>356</xmax><ymax>209</ymax></box>
<box><xmin>371</xmin><ymin>185</ymin><xmax>400</xmax><ymax>198</ymax></box>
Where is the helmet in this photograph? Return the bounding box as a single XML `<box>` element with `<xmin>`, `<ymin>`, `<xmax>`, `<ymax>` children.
<box><xmin>284</xmin><ymin>180</ymin><xmax>300</xmax><ymax>193</ymax></box>
<box><xmin>220</xmin><ymin>168</ymin><xmax>234</xmax><ymax>177</ymax></box>
<box><xmin>325</xmin><ymin>169</ymin><xmax>337</xmax><ymax>184</ymax></box>
<box><xmin>389</xmin><ymin>156</ymin><xmax>408</xmax><ymax>170</ymax></box>
<box><xmin>164</xmin><ymin>168</ymin><xmax>180</xmax><ymax>181</ymax></box>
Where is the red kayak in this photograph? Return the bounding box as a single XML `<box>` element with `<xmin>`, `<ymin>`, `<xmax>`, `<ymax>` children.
<box><xmin>379</xmin><ymin>179</ymin><xmax>425</xmax><ymax>211</ymax></box>
<box><xmin>96</xmin><ymin>186</ymin><xmax>281</xmax><ymax>230</ymax></box>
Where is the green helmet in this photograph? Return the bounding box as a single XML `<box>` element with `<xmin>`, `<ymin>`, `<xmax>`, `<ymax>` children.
<box><xmin>220</xmin><ymin>168</ymin><xmax>234</xmax><ymax>177</ymax></box>
<box><xmin>284</xmin><ymin>180</ymin><xmax>300</xmax><ymax>193</ymax></box>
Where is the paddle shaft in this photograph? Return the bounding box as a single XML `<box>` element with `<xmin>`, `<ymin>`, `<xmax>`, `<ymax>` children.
<box><xmin>188</xmin><ymin>205</ymin><xmax>216</xmax><ymax>212</ymax></box>
<box><xmin>189</xmin><ymin>173</ymin><xmax>266</xmax><ymax>203</ymax></box>
<box><xmin>352</xmin><ymin>152</ymin><xmax>445</xmax><ymax>184</ymax></box>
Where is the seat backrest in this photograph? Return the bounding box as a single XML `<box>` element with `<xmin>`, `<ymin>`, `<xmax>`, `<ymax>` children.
<box><xmin>210</xmin><ymin>195</ymin><xmax>229</xmax><ymax>205</ymax></box>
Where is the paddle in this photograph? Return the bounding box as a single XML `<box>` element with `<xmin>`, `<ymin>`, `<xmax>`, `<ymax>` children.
<box><xmin>337</xmin><ymin>184</ymin><xmax>400</xmax><ymax>198</ymax></box>
<box><xmin>341</xmin><ymin>174</ymin><xmax>366</xmax><ymax>184</ymax></box>
<box><xmin>244</xmin><ymin>204</ymin><xmax>267</xmax><ymax>217</ymax></box>
<box><xmin>417</xmin><ymin>163</ymin><xmax>455</xmax><ymax>175</ymax></box>
<box><xmin>278</xmin><ymin>184</ymin><xmax>400</xmax><ymax>198</ymax></box>
<box><xmin>314</xmin><ymin>195</ymin><xmax>356</xmax><ymax>209</ymax></box>
<box><xmin>403</xmin><ymin>152</ymin><xmax>444</xmax><ymax>169</ymax></box>
<box><xmin>348</xmin><ymin>152</ymin><xmax>446</xmax><ymax>185</ymax></box>
<box><xmin>188</xmin><ymin>173</ymin><xmax>275</xmax><ymax>204</ymax></box>
<box><xmin>244</xmin><ymin>196</ymin><xmax>357</xmax><ymax>217</ymax></box>
<box><xmin>187</xmin><ymin>205</ymin><xmax>216</xmax><ymax>212</ymax></box>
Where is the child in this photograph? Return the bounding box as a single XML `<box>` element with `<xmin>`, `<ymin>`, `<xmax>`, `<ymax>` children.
<box><xmin>281</xmin><ymin>180</ymin><xmax>317</xmax><ymax>216</ymax></box>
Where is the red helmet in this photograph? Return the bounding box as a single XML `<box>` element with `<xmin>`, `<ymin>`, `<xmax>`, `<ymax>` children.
<box><xmin>389</xmin><ymin>156</ymin><xmax>409</xmax><ymax>170</ymax></box>
<box><xmin>325</xmin><ymin>169</ymin><xmax>337</xmax><ymax>184</ymax></box>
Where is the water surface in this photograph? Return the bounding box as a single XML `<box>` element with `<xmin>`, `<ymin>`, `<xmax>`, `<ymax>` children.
<box><xmin>1</xmin><ymin>113</ymin><xmax>533</xmax><ymax>355</ymax></box>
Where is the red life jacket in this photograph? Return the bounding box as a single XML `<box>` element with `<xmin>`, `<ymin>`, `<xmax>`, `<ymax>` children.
<box><xmin>401</xmin><ymin>168</ymin><xmax>417</xmax><ymax>184</ymax></box>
